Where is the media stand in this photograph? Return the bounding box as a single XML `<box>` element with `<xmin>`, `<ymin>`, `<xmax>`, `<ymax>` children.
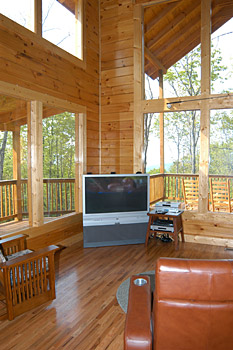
<box><xmin>145</xmin><ymin>211</ymin><xmax>184</xmax><ymax>250</ymax></box>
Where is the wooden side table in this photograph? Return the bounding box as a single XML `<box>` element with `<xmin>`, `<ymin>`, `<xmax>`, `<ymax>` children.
<box><xmin>145</xmin><ymin>211</ymin><xmax>184</xmax><ymax>250</ymax></box>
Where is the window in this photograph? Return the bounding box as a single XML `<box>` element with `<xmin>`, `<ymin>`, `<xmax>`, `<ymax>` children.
<box><xmin>0</xmin><ymin>0</ymin><xmax>34</xmax><ymax>31</ymax></box>
<box><xmin>211</xmin><ymin>18</ymin><xmax>233</xmax><ymax>94</ymax></box>
<box><xmin>42</xmin><ymin>0</ymin><xmax>83</xmax><ymax>59</ymax></box>
<box><xmin>0</xmin><ymin>0</ymin><xmax>84</xmax><ymax>60</ymax></box>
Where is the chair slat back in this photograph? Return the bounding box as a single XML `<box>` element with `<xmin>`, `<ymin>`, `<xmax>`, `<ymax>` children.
<box><xmin>182</xmin><ymin>178</ymin><xmax>199</xmax><ymax>210</ymax></box>
<box><xmin>210</xmin><ymin>178</ymin><xmax>231</xmax><ymax>212</ymax></box>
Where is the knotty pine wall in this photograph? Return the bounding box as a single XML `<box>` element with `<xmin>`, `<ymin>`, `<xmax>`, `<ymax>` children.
<box><xmin>100</xmin><ymin>0</ymin><xmax>135</xmax><ymax>174</ymax></box>
<box><xmin>0</xmin><ymin>0</ymin><xmax>99</xmax><ymax>174</ymax></box>
<box><xmin>0</xmin><ymin>1</ymin><xmax>100</xmax><ymax>248</ymax></box>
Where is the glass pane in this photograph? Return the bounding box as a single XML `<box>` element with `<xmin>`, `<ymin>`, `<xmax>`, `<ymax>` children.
<box><xmin>164</xmin><ymin>111</ymin><xmax>200</xmax><ymax>174</ymax></box>
<box><xmin>42</xmin><ymin>0</ymin><xmax>76</xmax><ymax>57</ymax></box>
<box><xmin>0</xmin><ymin>0</ymin><xmax>34</xmax><ymax>31</ymax></box>
<box><xmin>210</xmin><ymin>109</ymin><xmax>233</xmax><ymax>176</ymax></box>
<box><xmin>42</xmin><ymin>111</ymin><xmax>75</xmax><ymax>217</ymax></box>
<box><xmin>211</xmin><ymin>18</ymin><xmax>233</xmax><ymax>94</ymax></box>
<box><xmin>144</xmin><ymin>113</ymin><xmax>160</xmax><ymax>173</ymax></box>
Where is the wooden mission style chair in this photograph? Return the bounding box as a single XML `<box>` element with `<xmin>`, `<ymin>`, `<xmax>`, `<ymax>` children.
<box><xmin>210</xmin><ymin>178</ymin><xmax>232</xmax><ymax>213</ymax></box>
<box><xmin>182</xmin><ymin>177</ymin><xmax>199</xmax><ymax>210</ymax></box>
<box><xmin>124</xmin><ymin>258</ymin><xmax>233</xmax><ymax>350</ymax></box>
<box><xmin>0</xmin><ymin>234</ymin><xmax>59</xmax><ymax>320</ymax></box>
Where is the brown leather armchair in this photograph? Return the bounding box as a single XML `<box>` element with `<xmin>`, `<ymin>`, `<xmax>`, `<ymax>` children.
<box><xmin>124</xmin><ymin>258</ymin><xmax>233</xmax><ymax>350</ymax></box>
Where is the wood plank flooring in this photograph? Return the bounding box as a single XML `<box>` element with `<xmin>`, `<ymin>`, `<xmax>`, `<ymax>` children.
<box><xmin>1</xmin><ymin>239</ymin><xmax>233</xmax><ymax>349</ymax></box>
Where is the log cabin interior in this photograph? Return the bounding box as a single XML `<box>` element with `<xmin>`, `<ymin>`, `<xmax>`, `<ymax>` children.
<box><xmin>0</xmin><ymin>0</ymin><xmax>233</xmax><ymax>348</ymax></box>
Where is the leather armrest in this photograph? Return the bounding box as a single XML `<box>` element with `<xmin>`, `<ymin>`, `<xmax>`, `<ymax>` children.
<box><xmin>124</xmin><ymin>275</ymin><xmax>152</xmax><ymax>350</ymax></box>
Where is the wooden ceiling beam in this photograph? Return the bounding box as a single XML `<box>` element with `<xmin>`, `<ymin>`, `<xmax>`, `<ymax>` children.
<box><xmin>134</xmin><ymin>0</ymin><xmax>179</xmax><ymax>6</ymax></box>
<box><xmin>151</xmin><ymin>11</ymin><xmax>201</xmax><ymax>61</ymax></box>
<box><xmin>213</xmin><ymin>0</ymin><xmax>233</xmax><ymax>8</ymax></box>
<box><xmin>144</xmin><ymin>1</ymin><xmax>180</xmax><ymax>35</ymax></box>
<box><xmin>147</xmin><ymin>2</ymin><xmax>200</xmax><ymax>53</ymax></box>
<box><xmin>144</xmin><ymin>46</ymin><xmax>167</xmax><ymax>73</ymax></box>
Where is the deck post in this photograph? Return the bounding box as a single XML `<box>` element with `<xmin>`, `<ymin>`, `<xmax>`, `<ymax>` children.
<box><xmin>13</xmin><ymin>126</ymin><xmax>22</xmax><ymax>221</ymax></box>
<box><xmin>27</xmin><ymin>101</ymin><xmax>44</xmax><ymax>226</ymax></box>
<box><xmin>199</xmin><ymin>0</ymin><xmax>211</xmax><ymax>213</ymax></box>
<box><xmin>75</xmin><ymin>113</ymin><xmax>86</xmax><ymax>213</ymax></box>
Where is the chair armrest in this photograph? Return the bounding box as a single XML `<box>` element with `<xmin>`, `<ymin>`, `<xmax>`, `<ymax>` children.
<box><xmin>1</xmin><ymin>245</ymin><xmax>59</xmax><ymax>268</ymax></box>
<box><xmin>0</xmin><ymin>234</ymin><xmax>28</xmax><ymax>255</ymax></box>
<box><xmin>124</xmin><ymin>275</ymin><xmax>152</xmax><ymax>350</ymax></box>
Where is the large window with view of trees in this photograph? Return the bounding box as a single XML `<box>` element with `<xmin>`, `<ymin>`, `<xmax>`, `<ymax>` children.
<box><xmin>143</xmin><ymin>0</ymin><xmax>233</xmax><ymax>213</ymax></box>
<box><xmin>0</xmin><ymin>0</ymin><xmax>83</xmax><ymax>60</ymax></box>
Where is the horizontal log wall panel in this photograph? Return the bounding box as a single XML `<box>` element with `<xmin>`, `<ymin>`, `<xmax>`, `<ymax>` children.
<box><xmin>102</xmin><ymin>84</ymin><xmax>134</xmax><ymax>96</ymax></box>
<box><xmin>101</xmin><ymin>111</ymin><xmax>134</xmax><ymax>122</ymax></box>
<box><xmin>102</xmin><ymin>93</ymin><xmax>134</xmax><ymax>105</ymax></box>
<box><xmin>101</xmin><ymin>56</ymin><xmax>134</xmax><ymax>70</ymax></box>
<box><xmin>101</xmin><ymin>75</ymin><xmax>134</xmax><ymax>88</ymax></box>
<box><xmin>102</xmin><ymin>103</ymin><xmax>133</xmax><ymax>113</ymax></box>
<box><xmin>101</xmin><ymin>39</ymin><xmax>134</xmax><ymax>54</ymax></box>
<box><xmin>100</xmin><ymin>2</ymin><xmax>133</xmax><ymax>21</ymax></box>
<box><xmin>101</xmin><ymin>157</ymin><xmax>133</xmax><ymax>166</ymax></box>
<box><xmin>102</xmin><ymin>66</ymin><xmax>134</xmax><ymax>79</ymax></box>
<box><xmin>101</xmin><ymin>147</ymin><xmax>133</xmax><ymax>158</ymax></box>
<box><xmin>183</xmin><ymin>211</ymin><xmax>233</xmax><ymax>241</ymax></box>
<box><xmin>101</xmin><ymin>139</ymin><xmax>133</xmax><ymax>148</ymax></box>
<box><xmin>101</xmin><ymin>48</ymin><xmax>133</xmax><ymax>62</ymax></box>
<box><xmin>102</xmin><ymin>130</ymin><xmax>133</xmax><ymax>140</ymax></box>
<box><xmin>101</xmin><ymin>120</ymin><xmax>133</xmax><ymax>131</ymax></box>
<box><xmin>0</xmin><ymin>0</ymin><xmax>100</xmax><ymax>173</ymax></box>
<box><xmin>87</xmin><ymin>148</ymin><xmax>99</xmax><ymax>157</ymax></box>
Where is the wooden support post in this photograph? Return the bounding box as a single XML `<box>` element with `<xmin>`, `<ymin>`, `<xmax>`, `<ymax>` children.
<box><xmin>159</xmin><ymin>69</ymin><xmax>164</xmax><ymax>174</ymax></box>
<box><xmin>75</xmin><ymin>0</ymin><xmax>84</xmax><ymax>60</ymax></box>
<box><xmin>134</xmin><ymin>5</ymin><xmax>144</xmax><ymax>173</ymax></box>
<box><xmin>199</xmin><ymin>0</ymin><xmax>211</xmax><ymax>213</ymax></box>
<box><xmin>27</xmin><ymin>101</ymin><xmax>44</xmax><ymax>226</ymax></box>
<box><xmin>13</xmin><ymin>126</ymin><xmax>22</xmax><ymax>221</ymax></box>
<box><xmin>75</xmin><ymin>113</ymin><xmax>86</xmax><ymax>213</ymax></box>
<box><xmin>34</xmin><ymin>0</ymin><xmax>42</xmax><ymax>36</ymax></box>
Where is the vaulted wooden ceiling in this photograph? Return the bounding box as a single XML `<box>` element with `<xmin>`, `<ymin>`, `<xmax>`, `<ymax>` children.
<box><xmin>0</xmin><ymin>0</ymin><xmax>232</xmax><ymax>129</ymax></box>
<box><xmin>144</xmin><ymin>0</ymin><xmax>233</xmax><ymax>79</ymax></box>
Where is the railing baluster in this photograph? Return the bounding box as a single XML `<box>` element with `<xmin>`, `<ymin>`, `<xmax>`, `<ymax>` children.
<box><xmin>65</xmin><ymin>183</ymin><xmax>67</xmax><ymax>211</ymax></box>
<box><xmin>59</xmin><ymin>183</ymin><xmax>62</xmax><ymax>212</ymax></box>
<box><xmin>56</xmin><ymin>184</ymin><xmax>58</xmax><ymax>211</ymax></box>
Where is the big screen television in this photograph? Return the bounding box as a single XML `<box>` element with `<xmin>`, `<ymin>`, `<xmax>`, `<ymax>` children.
<box><xmin>83</xmin><ymin>173</ymin><xmax>150</xmax><ymax>218</ymax></box>
<box><xmin>82</xmin><ymin>174</ymin><xmax>150</xmax><ymax>247</ymax></box>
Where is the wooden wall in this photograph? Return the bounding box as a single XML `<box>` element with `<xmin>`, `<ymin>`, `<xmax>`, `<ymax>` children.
<box><xmin>0</xmin><ymin>1</ymin><xmax>100</xmax><ymax>247</ymax></box>
<box><xmin>0</xmin><ymin>0</ymin><xmax>100</xmax><ymax>174</ymax></box>
<box><xmin>100</xmin><ymin>0</ymin><xmax>135</xmax><ymax>174</ymax></box>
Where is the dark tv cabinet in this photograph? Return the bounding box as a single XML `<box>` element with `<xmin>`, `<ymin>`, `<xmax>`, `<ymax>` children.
<box><xmin>83</xmin><ymin>221</ymin><xmax>148</xmax><ymax>248</ymax></box>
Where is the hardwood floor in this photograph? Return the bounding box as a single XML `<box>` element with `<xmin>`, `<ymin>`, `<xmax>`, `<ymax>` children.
<box><xmin>0</xmin><ymin>239</ymin><xmax>233</xmax><ymax>349</ymax></box>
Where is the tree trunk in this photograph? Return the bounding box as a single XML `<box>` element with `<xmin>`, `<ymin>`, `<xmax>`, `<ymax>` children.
<box><xmin>0</xmin><ymin>131</ymin><xmax>8</xmax><ymax>180</ymax></box>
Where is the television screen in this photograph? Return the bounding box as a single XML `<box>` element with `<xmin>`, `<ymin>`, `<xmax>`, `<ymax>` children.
<box><xmin>83</xmin><ymin>174</ymin><xmax>149</xmax><ymax>215</ymax></box>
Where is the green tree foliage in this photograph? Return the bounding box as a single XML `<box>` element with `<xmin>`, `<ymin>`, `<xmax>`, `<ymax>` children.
<box><xmin>209</xmin><ymin>110</ymin><xmax>233</xmax><ymax>175</ymax></box>
<box><xmin>147</xmin><ymin>43</ymin><xmax>229</xmax><ymax>175</ymax></box>
<box><xmin>0</xmin><ymin>131</ymin><xmax>12</xmax><ymax>180</ymax></box>
<box><xmin>43</xmin><ymin>112</ymin><xmax>75</xmax><ymax>179</ymax></box>
<box><xmin>0</xmin><ymin>112</ymin><xmax>75</xmax><ymax>180</ymax></box>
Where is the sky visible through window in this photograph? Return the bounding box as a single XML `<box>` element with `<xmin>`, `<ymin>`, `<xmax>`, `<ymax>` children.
<box><xmin>0</xmin><ymin>0</ymin><xmax>77</xmax><ymax>57</ymax></box>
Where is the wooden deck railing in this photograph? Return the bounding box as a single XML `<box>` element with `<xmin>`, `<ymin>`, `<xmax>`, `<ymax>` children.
<box><xmin>0</xmin><ymin>178</ymin><xmax>75</xmax><ymax>222</ymax></box>
<box><xmin>1</xmin><ymin>174</ymin><xmax>233</xmax><ymax>222</ymax></box>
<box><xmin>0</xmin><ymin>180</ymin><xmax>18</xmax><ymax>222</ymax></box>
<box><xmin>150</xmin><ymin>173</ymin><xmax>233</xmax><ymax>209</ymax></box>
